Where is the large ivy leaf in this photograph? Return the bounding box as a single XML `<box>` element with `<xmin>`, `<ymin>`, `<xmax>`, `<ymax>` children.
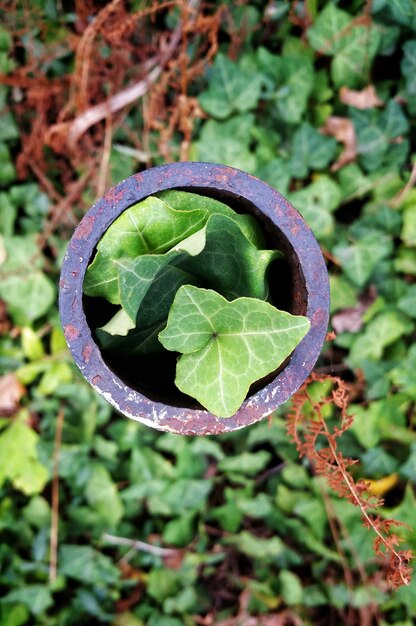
<box><xmin>191</xmin><ymin>115</ymin><xmax>257</xmax><ymax>173</ymax></box>
<box><xmin>307</xmin><ymin>5</ymin><xmax>380</xmax><ymax>87</ymax></box>
<box><xmin>390</xmin><ymin>344</ymin><xmax>416</xmax><ymax>396</ymax></box>
<box><xmin>307</xmin><ymin>5</ymin><xmax>352</xmax><ymax>54</ymax></box>
<box><xmin>159</xmin><ymin>286</ymin><xmax>310</xmax><ymax>417</ymax></box>
<box><xmin>331</xmin><ymin>26</ymin><xmax>380</xmax><ymax>88</ymax></box>
<box><xmin>155</xmin><ymin>189</ymin><xmax>266</xmax><ymax>249</ymax></box>
<box><xmin>84</xmin><ymin>196</ymin><xmax>209</xmax><ymax>303</ymax></box>
<box><xmin>375</xmin><ymin>0</ymin><xmax>416</xmax><ymax>28</ymax></box>
<box><xmin>85</xmin><ymin>464</ymin><xmax>123</xmax><ymax>527</ymax></box>
<box><xmin>348</xmin><ymin>310</ymin><xmax>413</xmax><ymax>367</ymax></box>
<box><xmin>401</xmin><ymin>205</ymin><xmax>416</xmax><ymax>246</ymax></box>
<box><xmin>59</xmin><ymin>545</ymin><xmax>120</xmax><ymax>585</ymax></box>
<box><xmin>351</xmin><ymin>103</ymin><xmax>409</xmax><ymax>172</ymax></box>
<box><xmin>290</xmin><ymin>124</ymin><xmax>337</xmax><ymax>178</ymax></box>
<box><xmin>98</xmin><ymin>214</ymin><xmax>278</xmax><ymax>354</ymax></box>
<box><xmin>1</xmin><ymin>585</ymin><xmax>53</xmax><ymax>616</ymax></box>
<box><xmin>257</xmin><ymin>48</ymin><xmax>315</xmax><ymax>124</ymax></box>
<box><xmin>0</xmin><ymin>272</ymin><xmax>55</xmax><ymax>326</ymax></box>
<box><xmin>116</xmin><ymin>228</ymin><xmax>205</xmax><ymax>323</ymax></box>
<box><xmin>0</xmin><ymin>412</ymin><xmax>48</xmax><ymax>495</ymax></box>
<box><xmin>199</xmin><ymin>53</ymin><xmax>264</xmax><ymax>119</ymax></box>
<box><xmin>288</xmin><ymin>176</ymin><xmax>342</xmax><ymax>240</ymax></box>
<box><xmin>179</xmin><ymin>214</ymin><xmax>278</xmax><ymax>300</ymax></box>
<box><xmin>334</xmin><ymin>234</ymin><xmax>393</xmax><ymax>287</ymax></box>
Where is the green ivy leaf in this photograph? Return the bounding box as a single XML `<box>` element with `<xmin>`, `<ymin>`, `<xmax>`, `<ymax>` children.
<box><xmin>289</xmin><ymin>176</ymin><xmax>342</xmax><ymax>239</ymax></box>
<box><xmin>376</xmin><ymin>0</ymin><xmax>416</xmax><ymax>28</ymax></box>
<box><xmin>334</xmin><ymin>235</ymin><xmax>393</xmax><ymax>288</ymax></box>
<box><xmin>157</xmin><ymin>189</ymin><xmax>266</xmax><ymax>249</ymax></box>
<box><xmin>257</xmin><ymin>48</ymin><xmax>315</xmax><ymax>123</ymax></box>
<box><xmin>307</xmin><ymin>5</ymin><xmax>380</xmax><ymax>87</ymax></box>
<box><xmin>1</xmin><ymin>585</ymin><xmax>53</xmax><ymax>616</ymax></box>
<box><xmin>159</xmin><ymin>286</ymin><xmax>310</xmax><ymax>417</ymax></box>
<box><xmin>59</xmin><ymin>545</ymin><xmax>120</xmax><ymax>585</ymax></box>
<box><xmin>390</xmin><ymin>344</ymin><xmax>416</xmax><ymax>395</ymax></box>
<box><xmin>349</xmin><ymin>310</ymin><xmax>413</xmax><ymax>366</ymax></box>
<box><xmin>84</xmin><ymin>196</ymin><xmax>209</xmax><ymax>304</ymax></box>
<box><xmin>179</xmin><ymin>214</ymin><xmax>278</xmax><ymax>300</ymax></box>
<box><xmin>401</xmin><ymin>40</ymin><xmax>416</xmax><ymax>104</ymax></box>
<box><xmin>351</xmin><ymin>104</ymin><xmax>409</xmax><ymax>172</ymax></box>
<box><xmin>218</xmin><ymin>451</ymin><xmax>271</xmax><ymax>476</ymax></box>
<box><xmin>331</xmin><ymin>26</ymin><xmax>380</xmax><ymax>88</ymax></box>
<box><xmin>307</xmin><ymin>5</ymin><xmax>351</xmax><ymax>54</ymax></box>
<box><xmin>199</xmin><ymin>53</ymin><xmax>264</xmax><ymax>119</ymax></box>
<box><xmin>116</xmin><ymin>229</ymin><xmax>205</xmax><ymax>323</ymax></box>
<box><xmin>0</xmin><ymin>412</ymin><xmax>48</xmax><ymax>495</ymax></box>
<box><xmin>290</xmin><ymin>124</ymin><xmax>337</xmax><ymax>178</ymax></box>
<box><xmin>398</xmin><ymin>284</ymin><xmax>416</xmax><ymax>318</ymax></box>
<box><xmin>97</xmin><ymin>213</ymin><xmax>276</xmax><ymax>354</ymax></box>
<box><xmin>401</xmin><ymin>205</ymin><xmax>416</xmax><ymax>246</ymax></box>
<box><xmin>85</xmin><ymin>464</ymin><xmax>123</xmax><ymax>527</ymax></box>
<box><xmin>225</xmin><ymin>530</ymin><xmax>285</xmax><ymax>560</ymax></box>
<box><xmin>400</xmin><ymin>442</ymin><xmax>416</xmax><ymax>482</ymax></box>
<box><xmin>191</xmin><ymin>115</ymin><xmax>257</xmax><ymax>173</ymax></box>
<box><xmin>0</xmin><ymin>272</ymin><xmax>55</xmax><ymax>326</ymax></box>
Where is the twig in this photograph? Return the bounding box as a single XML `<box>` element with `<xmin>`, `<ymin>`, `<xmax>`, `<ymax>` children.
<box><xmin>49</xmin><ymin>405</ymin><xmax>65</xmax><ymax>584</ymax></box>
<box><xmin>392</xmin><ymin>161</ymin><xmax>416</xmax><ymax>207</ymax></box>
<box><xmin>96</xmin><ymin>111</ymin><xmax>113</xmax><ymax>199</ymax></box>
<box><xmin>38</xmin><ymin>166</ymin><xmax>93</xmax><ymax>249</ymax></box>
<box><xmin>66</xmin><ymin>26</ymin><xmax>182</xmax><ymax>149</ymax></box>
<box><xmin>102</xmin><ymin>533</ymin><xmax>178</xmax><ymax>557</ymax></box>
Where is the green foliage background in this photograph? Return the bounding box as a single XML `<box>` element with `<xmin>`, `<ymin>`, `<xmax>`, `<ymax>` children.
<box><xmin>0</xmin><ymin>0</ymin><xmax>416</xmax><ymax>624</ymax></box>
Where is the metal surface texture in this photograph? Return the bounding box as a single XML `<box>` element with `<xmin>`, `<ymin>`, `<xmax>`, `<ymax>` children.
<box><xmin>59</xmin><ymin>162</ymin><xmax>329</xmax><ymax>435</ymax></box>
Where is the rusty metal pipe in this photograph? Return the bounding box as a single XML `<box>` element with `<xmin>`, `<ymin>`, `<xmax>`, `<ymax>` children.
<box><xmin>59</xmin><ymin>162</ymin><xmax>329</xmax><ymax>435</ymax></box>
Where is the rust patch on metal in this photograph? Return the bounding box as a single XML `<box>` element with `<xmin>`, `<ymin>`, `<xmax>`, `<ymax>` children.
<box><xmin>74</xmin><ymin>214</ymin><xmax>95</xmax><ymax>239</ymax></box>
<box><xmin>82</xmin><ymin>344</ymin><xmax>93</xmax><ymax>363</ymax></box>
<box><xmin>64</xmin><ymin>324</ymin><xmax>79</xmax><ymax>341</ymax></box>
<box><xmin>104</xmin><ymin>187</ymin><xmax>125</xmax><ymax>204</ymax></box>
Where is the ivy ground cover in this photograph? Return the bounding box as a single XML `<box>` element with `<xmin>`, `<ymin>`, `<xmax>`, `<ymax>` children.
<box><xmin>1</xmin><ymin>1</ymin><xmax>416</xmax><ymax>624</ymax></box>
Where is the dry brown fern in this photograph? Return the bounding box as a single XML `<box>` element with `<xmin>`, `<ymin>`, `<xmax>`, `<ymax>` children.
<box><xmin>287</xmin><ymin>372</ymin><xmax>413</xmax><ymax>589</ymax></box>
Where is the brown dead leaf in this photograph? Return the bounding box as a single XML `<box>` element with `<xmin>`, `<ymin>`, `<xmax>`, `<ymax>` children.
<box><xmin>340</xmin><ymin>85</ymin><xmax>383</xmax><ymax>110</ymax></box>
<box><xmin>0</xmin><ymin>300</ymin><xmax>11</xmax><ymax>337</ymax></box>
<box><xmin>321</xmin><ymin>116</ymin><xmax>356</xmax><ymax>171</ymax></box>
<box><xmin>332</xmin><ymin>287</ymin><xmax>377</xmax><ymax>334</ymax></box>
<box><xmin>0</xmin><ymin>373</ymin><xmax>26</xmax><ymax>416</ymax></box>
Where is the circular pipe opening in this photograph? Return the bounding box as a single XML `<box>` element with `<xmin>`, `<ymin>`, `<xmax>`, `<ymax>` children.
<box><xmin>59</xmin><ymin>163</ymin><xmax>329</xmax><ymax>435</ymax></box>
<box><xmin>82</xmin><ymin>186</ymin><xmax>306</xmax><ymax>407</ymax></box>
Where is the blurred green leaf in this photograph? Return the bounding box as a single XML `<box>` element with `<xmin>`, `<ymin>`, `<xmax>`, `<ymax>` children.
<box><xmin>85</xmin><ymin>464</ymin><xmax>123</xmax><ymax>527</ymax></box>
<box><xmin>278</xmin><ymin>570</ymin><xmax>303</xmax><ymax>605</ymax></box>
<box><xmin>334</xmin><ymin>235</ymin><xmax>393</xmax><ymax>288</ymax></box>
<box><xmin>0</xmin><ymin>413</ymin><xmax>48</xmax><ymax>495</ymax></box>
<box><xmin>290</xmin><ymin>124</ymin><xmax>337</xmax><ymax>178</ymax></box>
<box><xmin>2</xmin><ymin>585</ymin><xmax>53</xmax><ymax>616</ymax></box>
<box><xmin>59</xmin><ymin>545</ymin><xmax>120</xmax><ymax>585</ymax></box>
<box><xmin>199</xmin><ymin>53</ymin><xmax>264</xmax><ymax>119</ymax></box>
<box><xmin>289</xmin><ymin>176</ymin><xmax>341</xmax><ymax>239</ymax></box>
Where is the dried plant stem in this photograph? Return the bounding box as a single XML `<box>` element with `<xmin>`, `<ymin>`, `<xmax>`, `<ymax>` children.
<box><xmin>392</xmin><ymin>161</ymin><xmax>416</xmax><ymax>206</ymax></box>
<box><xmin>288</xmin><ymin>374</ymin><xmax>413</xmax><ymax>589</ymax></box>
<box><xmin>96</xmin><ymin>112</ymin><xmax>113</xmax><ymax>199</ymax></box>
<box><xmin>315</xmin><ymin>404</ymin><xmax>411</xmax><ymax>587</ymax></box>
<box><xmin>49</xmin><ymin>406</ymin><xmax>65</xmax><ymax>584</ymax></box>
<box><xmin>102</xmin><ymin>533</ymin><xmax>178</xmax><ymax>557</ymax></box>
<box><xmin>66</xmin><ymin>26</ymin><xmax>182</xmax><ymax>148</ymax></box>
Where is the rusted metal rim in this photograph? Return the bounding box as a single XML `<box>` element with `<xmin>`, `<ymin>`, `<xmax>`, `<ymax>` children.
<box><xmin>59</xmin><ymin>162</ymin><xmax>329</xmax><ymax>435</ymax></box>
